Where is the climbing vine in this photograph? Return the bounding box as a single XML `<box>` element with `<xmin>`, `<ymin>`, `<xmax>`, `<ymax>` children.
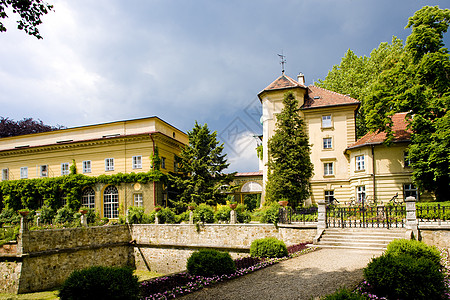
<box><xmin>0</xmin><ymin>171</ymin><xmax>165</xmax><ymax>212</ymax></box>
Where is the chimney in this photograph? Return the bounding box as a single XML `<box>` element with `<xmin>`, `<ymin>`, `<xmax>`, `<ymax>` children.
<box><xmin>297</xmin><ymin>73</ymin><xmax>305</xmax><ymax>85</ymax></box>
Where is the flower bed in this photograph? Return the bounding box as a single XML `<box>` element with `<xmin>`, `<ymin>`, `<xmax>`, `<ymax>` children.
<box><xmin>140</xmin><ymin>242</ymin><xmax>315</xmax><ymax>299</ymax></box>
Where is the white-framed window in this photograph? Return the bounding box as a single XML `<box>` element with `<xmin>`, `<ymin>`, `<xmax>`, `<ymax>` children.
<box><xmin>40</xmin><ymin>165</ymin><xmax>48</xmax><ymax>177</ymax></box>
<box><xmin>134</xmin><ymin>193</ymin><xmax>143</xmax><ymax>207</ymax></box>
<box><xmin>323</xmin><ymin>137</ymin><xmax>332</xmax><ymax>149</ymax></box>
<box><xmin>83</xmin><ymin>160</ymin><xmax>91</xmax><ymax>173</ymax></box>
<box><xmin>132</xmin><ymin>156</ymin><xmax>142</xmax><ymax>169</ymax></box>
<box><xmin>2</xmin><ymin>168</ymin><xmax>9</xmax><ymax>181</ymax></box>
<box><xmin>403</xmin><ymin>183</ymin><xmax>418</xmax><ymax>200</ymax></box>
<box><xmin>355</xmin><ymin>155</ymin><xmax>365</xmax><ymax>171</ymax></box>
<box><xmin>20</xmin><ymin>167</ymin><xmax>28</xmax><ymax>179</ymax></box>
<box><xmin>82</xmin><ymin>187</ymin><xmax>95</xmax><ymax>209</ymax></box>
<box><xmin>324</xmin><ymin>162</ymin><xmax>334</xmax><ymax>176</ymax></box>
<box><xmin>105</xmin><ymin>158</ymin><xmax>114</xmax><ymax>171</ymax></box>
<box><xmin>322</xmin><ymin>115</ymin><xmax>332</xmax><ymax>128</ymax></box>
<box><xmin>104</xmin><ymin>185</ymin><xmax>119</xmax><ymax>218</ymax></box>
<box><xmin>324</xmin><ymin>190</ymin><xmax>334</xmax><ymax>204</ymax></box>
<box><xmin>61</xmin><ymin>162</ymin><xmax>70</xmax><ymax>175</ymax></box>
<box><xmin>161</xmin><ymin>157</ymin><xmax>166</xmax><ymax>169</ymax></box>
<box><xmin>357</xmin><ymin>186</ymin><xmax>366</xmax><ymax>203</ymax></box>
<box><xmin>404</xmin><ymin>151</ymin><xmax>411</xmax><ymax>168</ymax></box>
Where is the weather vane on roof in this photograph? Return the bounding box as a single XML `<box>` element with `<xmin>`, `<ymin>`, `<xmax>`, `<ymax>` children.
<box><xmin>278</xmin><ymin>51</ymin><xmax>286</xmax><ymax>75</ymax></box>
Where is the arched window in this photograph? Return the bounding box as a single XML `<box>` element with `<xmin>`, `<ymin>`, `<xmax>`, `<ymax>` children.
<box><xmin>82</xmin><ymin>187</ymin><xmax>95</xmax><ymax>209</ymax></box>
<box><xmin>103</xmin><ymin>185</ymin><xmax>119</xmax><ymax>218</ymax></box>
<box><xmin>240</xmin><ymin>181</ymin><xmax>263</xmax><ymax>193</ymax></box>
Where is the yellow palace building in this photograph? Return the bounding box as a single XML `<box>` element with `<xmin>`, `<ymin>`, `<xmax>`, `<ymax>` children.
<box><xmin>0</xmin><ymin>116</ymin><xmax>187</xmax><ymax>217</ymax></box>
<box><xmin>259</xmin><ymin>73</ymin><xmax>431</xmax><ymax>206</ymax></box>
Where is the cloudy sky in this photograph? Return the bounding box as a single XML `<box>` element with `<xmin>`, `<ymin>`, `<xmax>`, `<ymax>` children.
<box><xmin>0</xmin><ymin>0</ymin><xmax>448</xmax><ymax>172</ymax></box>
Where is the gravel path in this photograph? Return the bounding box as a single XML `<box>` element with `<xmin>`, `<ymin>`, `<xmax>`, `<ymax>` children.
<box><xmin>180</xmin><ymin>248</ymin><xmax>383</xmax><ymax>300</ymax></box>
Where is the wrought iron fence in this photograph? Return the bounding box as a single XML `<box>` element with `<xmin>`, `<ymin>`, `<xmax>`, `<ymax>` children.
<box><xmin>326</xmin><ymin>204</ymin><xmax>405</xmax><ymax>228</ymax></box>
<box><xmin>417</xmin><ymin>204</ymin><xmax>450</xmax><ymax>224</ymax></box>
<box><xmin>278</xmin><ymin>206</ymin><xmax>318</xmax><ymax>224</ymax></box>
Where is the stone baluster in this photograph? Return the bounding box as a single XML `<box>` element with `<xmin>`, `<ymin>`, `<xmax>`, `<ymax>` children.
<box><xmin>314</xmin><ymin>200</ymin><xmax>326</xmax><ymax>244</ymax></box>
<box><xmin>405</xmin><ymin>196</ymin><xmax>419</xmax><ymax>239</ymax></box>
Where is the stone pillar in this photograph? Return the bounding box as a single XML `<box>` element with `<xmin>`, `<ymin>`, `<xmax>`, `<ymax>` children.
<box><xmin>81</xmin><ymin>214</ymin><xmax>88</xmax><ymax>227</ymax></box>
<box><xmin>189</xmin><ymin>211</ymin><xmax>194</xmax><ymax>224</ymax></box>
<box><xmin>314</xmin><ymin>200</ymin><xmax>327</xmax><ymax>244</ymax></box>
<box><xmin>230</xmin><ymin>210</ymin><xmax>236</xmax><ymax>224</ymax></box>
<box><xmin>19</xmin><ymin>216</ymin><xmax>28</xmax><ymax>233</ymax></box>
<box><xmin>155</xmin><ymin>215</ymin><xmax>159</xmax><ymax>224</ymax></box>
<box><xmin>405</xmin><ymin>196</ymin><xmax>419</xmax><ymax>239</ymax></box>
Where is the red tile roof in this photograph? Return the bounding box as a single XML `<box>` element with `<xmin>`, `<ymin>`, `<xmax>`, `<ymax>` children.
<box><xmin>302</xmin><ymin>85</ymin><xmax>359</xmax><ymax>109</ymax></box>
<box><xmin>347</xmin><ymin>112</ymin><xmax>411</xmax><ymax>150</ymax></box>
<box><xmin>260</xmin><ymin>74</ymin><xmax>306</xmax><ymax>92</ymax></box>
<box><xmin>235</xmin><ymin>171</ymin><xmax>263</xmax><ymax>177</ymax></box>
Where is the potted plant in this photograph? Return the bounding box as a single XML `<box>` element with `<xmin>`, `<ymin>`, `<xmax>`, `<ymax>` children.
<box><xmin>187</xmin><ymin>202</ymin><xmax>196</xmax><ymax>211</ymax></box>
<box><xmin>154</xmin><ymin>206</ymin><xmax>162</xmax><ymax>212</ymax></box>
<box><xmin>79</xmin><ymin>207</ymin><xmax>89</xmax><ymax>215</ymax></box>
<box><xmin>18</xmin><ymin>208</ymin><xmax>30</xmax><ymax>217</ymax></box>
<box><xmin>229</xmin><ymin>200</ymin><xmax>237</xmax><ymax>210</ymax></box>
<box><xmin>278</xmin><ymin>200</ymin><xmax>289</xmax><ymax>207</ymax></box>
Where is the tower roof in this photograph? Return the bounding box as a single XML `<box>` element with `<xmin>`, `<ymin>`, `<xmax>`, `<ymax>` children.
<box><xmin>302</xmin><ymin>86</ymin><xmax>359</xmax><ymax>110</ymax></box>
<box><xmin>258</xmin><ymin>74</ymin><xmax>306</xmax><ymax>98</ymax></box>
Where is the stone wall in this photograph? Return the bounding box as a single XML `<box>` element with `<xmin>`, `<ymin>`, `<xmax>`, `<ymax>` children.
<box><xmin>419</xmin><ymin>226</ymin><xmax>450</xmax><ymax>249</ymax></box>
<box><xmin>130</xmin><ymin>223</ymin><xmax>316</xmax><ymax>274</ymax></box>
<box><xmin>0</xmin><ymin>225</ymin><xmax>133</xmax><ymax>294</ymax></box>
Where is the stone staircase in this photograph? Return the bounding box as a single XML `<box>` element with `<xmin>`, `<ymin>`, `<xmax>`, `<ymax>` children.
<box><xmin>314</xmin><ymin>228</ymin><xmax>406</xmax><ymax>251</ymax></box>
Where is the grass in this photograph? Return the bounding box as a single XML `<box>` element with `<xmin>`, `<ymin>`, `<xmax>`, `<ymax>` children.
<box><xmin>0</xmin><ymin>269</ymin><xmax>161</xmax><ymax>300</ymax></box>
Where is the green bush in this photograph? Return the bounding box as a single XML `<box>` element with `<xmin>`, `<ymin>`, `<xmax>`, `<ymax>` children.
<box><xmin>193</xmin><ymin>204</ymin><xmax>215</xmax><ymax>223</ymax></box>
<box><xmin>236</xmin><ymin>204</ymin><xmax>251</xmax><ymax>223</ymax></box>
<box><xmin>186</xmin><ymin>249</ymin><xmax>236</xmax><ymax>277</ymax></box>
<box><xmin>0</xmin><ymin>225</ymin><xmax>19</xmax><ymax>246</ymax></box>
<box><xmin>58</xmin><ymin>266</ymin><xmax>140</xmax><ymax>300</ymax></box>
<box><xmin>0</xmin><ymin>208</ymin><xmax>20</xmax><ymax>225</ymax></box>
<box><xmin>175</xmin><ymin>211</ymin><xmax>190</xmax><ymax>223</ymax></box>
<box><xmin>259</xmin><ymin>203</ymin><xmax>279</xmax><ymax>224</ymax></box>
<box><xmin>156</xmin><ymin>207</ymin><xmax>176</xmax><ymax>224</ymax></box>
<box><xmin>250</xmin><ymin>237</ymin><xmax>288</xmax><ymax>258</ymax></box>
<box><xmin>386</xmin><ymin>239</ymin><xmax>441</xmax><ymax>267</ymax></box>
<box><xmin>55</xmin><ymin>205</ymin><xmax>75</xmax><ymax>224</ymax></box>
<box><xmin>86</xmin><ymin>208</ymin><xmax>98</xmax><ymax>224</ymax></box>
<box><xmin>38</xmin><ymin>205</ymin><xmax>55</xmax><ymax>224</ymax></box>
<box><xmin>127</xmin><ymin>206</ymin><xmax>145</xmax><ymax>224</ymax></box>
<box><xmin>363</xmin><ymin>253</ymin><xmax>445</xmax><ymax>300</ymax></box>
<box><xmin>215</xmin><ymin>205</ymin><xmax>231</xmax><ymax>223</ymax></box>
<box><xmin>323</xmin><ymin>287</ymin><xmax>366</xmax><ymax>300</ymax></box>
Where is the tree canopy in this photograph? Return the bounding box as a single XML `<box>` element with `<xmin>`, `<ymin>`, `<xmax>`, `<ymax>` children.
<box><xmin>0</xmin><ymin>117</ymin><xmax>63</xmax><ymax>138</ymax></box>
<box><xmin>169</xmin><ymin>121</ymin><xmax>235</xmax><ymax>207</ymax></box>
<box><xmin>0</xmin><ymin>0</ymin><xmax>53</xmax><ymax>39</ymax></box>
<box><xmin>317</xmin><ymin>6</ymin><xmax>450</xmax><ymax>200</ymax></box>
<box><xmin>265</xmin><ymin>91</ymin><xmax>314</xmax><ymax>208</ymax></box>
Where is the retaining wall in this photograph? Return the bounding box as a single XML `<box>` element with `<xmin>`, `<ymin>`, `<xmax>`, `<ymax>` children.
<box><xmin>419</xmin><ymin>225</ymin><xmax>450</xmax><ymax>249</ymax></box>
<box><xmin>130</xmin><ymin>223</ymin><xmax>316</xmax><ymax>274</ymax></box>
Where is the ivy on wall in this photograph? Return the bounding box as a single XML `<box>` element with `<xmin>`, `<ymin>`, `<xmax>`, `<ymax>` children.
<box><xmin>0</xmin><ymin>171</ymin><xmax>165</xmax><ymax>212</ymax></box>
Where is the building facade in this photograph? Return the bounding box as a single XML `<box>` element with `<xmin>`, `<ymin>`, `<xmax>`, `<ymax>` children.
<box><xmin>259</xmin><ymin>73</ymin><xmax>428</xmax><ymax>206</ymax></box>
<box><xmin>0</xmin><ymin>116</ymin><xmax>188</xmax><ymax>217</ymax></box>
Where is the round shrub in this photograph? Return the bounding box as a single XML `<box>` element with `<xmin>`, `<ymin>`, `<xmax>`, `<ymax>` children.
<box><xmin>250</xmin><ymin>237</ymin><xmax>288</xmax><ymax>258</ymax></box>
<box><xmin>58</xmin><ymin>266</ymin><xmax>140</xmax><ymax>300</ymax></box>
<box><xmin>55</xmin><ymin>205</ymin><xmax>74</xmax><ymax>224</ymax></box>
<box><xmin>363</xmin><ymin>253</ymin><xmax>445</xmax><ymax>300</ymax></box>
<box><xmin>127</xmin><ymin>206</ymin><xmax>145</xmax><ymax>224</ymax></box>
<box><xmin>386</xmin><ymin>239</ymin><xmax>441</xmax><ymax>267</ymax></box>
<box><xmin>193</xmin><ymin>204</ymin><xmax>215</xmax><ymax>223</ymax></box>
<box><xmin>323</xmin><ymin>287</ymin><xmax>367</xmax><ymax>300</ymax></box>
<box><xmin>186</xmin><ymin>249</ymin><xmax>236</xmax><ymax>277</ymax></box>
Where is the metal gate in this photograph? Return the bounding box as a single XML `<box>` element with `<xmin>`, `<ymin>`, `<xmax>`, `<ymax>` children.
<box><xmin>326</xmin><ymin>205</ymin><xmax>406</xmax><ymax>228</ymax></box>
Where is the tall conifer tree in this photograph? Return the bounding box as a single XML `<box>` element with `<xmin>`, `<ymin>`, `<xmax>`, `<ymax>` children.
<box><xmin>265</xmin><ymin>92</ymin><xmax>313</xmax><ymax>208</ymax></box>
<box><xmin>171</xmin><ymin>121</ymin><xmax>234</xmax><ymax>206</ymax></box>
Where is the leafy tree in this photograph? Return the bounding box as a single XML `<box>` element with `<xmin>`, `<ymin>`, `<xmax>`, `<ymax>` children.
<box><xmin>265</xmin><ymin>91</ymin><xmax>313</xmax><ymax>207</ymax></box>
<box><xmin>318</xmin><ymin>6</ymin><xmax>450</xmax><ymax>200</ymax></box>
<box><xmin>0</xmin><ymin>0</ymin><xmax>53</xmax><ymax>39</ymax></box>
<box><xmin>0</xmin><ymin>117</ymin><xmax>63</xmax><ymax>138</ymax></box>
<box><xmin>170</xmin><ymin>121</ymin><xmax>234</xmax><ymax>206</ymax></box>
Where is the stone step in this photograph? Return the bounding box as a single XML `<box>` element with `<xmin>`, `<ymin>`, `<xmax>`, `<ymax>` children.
<box><xmin>314</xmin><ymin>244</ymin><xmax>388</xmax><ymax>251</ymax></box>
<box><xmin>320</xmin><ymin>237</ymin><xmax>402</xmax><ymax>244</ymax></box>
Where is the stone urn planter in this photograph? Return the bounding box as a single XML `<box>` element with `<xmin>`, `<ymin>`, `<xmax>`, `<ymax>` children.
<box><xmin>229</xmin><ymin>203</ymin><xmax>237</xmax><ymax>210</ymax></box>
<box><xmin>154</xmin><ymin>207</ymin><xmax>161</xmax><ymax>212</ymax></box>
<box><xmin>18</xmin><ymin>210</ymin><xmax>29</xmax><ymax>217</ymax></box>
<box><xmin>187</xmin><ymin>206</ymin><xmax>195</xmax><ymax>211</ymax></box>
<box><xmin>278</xmin><ymin>200</ymin><xmax>289</xmax><ymax>207</ymax></box>
<box><xmin>79</xmin><ymin>209</ymin><xmax>88</xmax><ymax>215</ymax></box>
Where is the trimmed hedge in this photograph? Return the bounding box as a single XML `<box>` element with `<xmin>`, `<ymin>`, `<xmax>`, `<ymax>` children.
<box><xmin>250</xmin><ymin>237</ymin><xmax>288</xmax><ymax>258</ymax></box>
<box><xmin>386</xmin><ymin>239</ymin><xmax>441</xmax><ymax>267</ymax></box>
<box><xmin>186</xmin><ymin>249</ymin><xmax>236</xmax><ymax>277</ymax></box>
<box><xmin>58</xmin><ymin>266</ymin><xmax>140</xmax><ymax>300</ymax></box>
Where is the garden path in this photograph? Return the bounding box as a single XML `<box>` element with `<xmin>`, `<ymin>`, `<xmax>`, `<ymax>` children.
<box><xmin>180</xmin><ymin>248</ymin><xmax>383</xmax><ymax>300</ymax></box>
